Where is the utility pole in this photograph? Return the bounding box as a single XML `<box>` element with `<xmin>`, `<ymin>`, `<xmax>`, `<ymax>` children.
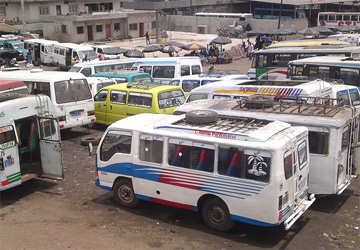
<box><xmin>21</xmin><ymin>0</ymin><xmax>27</xmax><ymax>34</ymax></box>
<box><xmin>278</xmin><ymin>0</ymin><xmax>284</xmax><ymax>29</ymax></box>
<box><xmin>156</xmin><ymin>9</ymin><xmax>159</xmax><ymax>44</ymax></box>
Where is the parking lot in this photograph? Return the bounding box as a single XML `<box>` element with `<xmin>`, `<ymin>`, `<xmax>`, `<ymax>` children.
<box><xmin>1</xmin><ymin>123</ymin><xmax>359</xmax><ymax>249</ymax></box>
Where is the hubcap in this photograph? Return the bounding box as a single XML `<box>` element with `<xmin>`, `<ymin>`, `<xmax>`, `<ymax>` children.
<box><xmin>209</xmin><ymin>205</ymin><xmax>226</xmax><ymax>224</ymax></box>
<box><xmin>119</xmin><ymin>185</ymin><xmax>133</xmax><ymax>203</ymax></box>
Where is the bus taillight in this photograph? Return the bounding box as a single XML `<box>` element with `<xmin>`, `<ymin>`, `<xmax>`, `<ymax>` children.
<box><xmin>278</xmin><ymin>195</ymin><xmax>282</xmax><ymax>211</ymax></box>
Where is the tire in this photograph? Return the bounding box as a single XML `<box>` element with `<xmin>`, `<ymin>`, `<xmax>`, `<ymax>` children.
<box><xmin>185</xmin><ymin>110</ymin><xmax>219</xmax><ymax>124</ymax></box>
<box><xmin>87</xmin><ymin>123</ymin><xmax>97</xmax><ymax>129</ymax></box>
<box><xmin>201</xmin><ymin>198</ymin><xmax>234</xmax><ymax>232</ymax></box>
<box><xmin>80</xmin><ymin>135</ymin><xmax>101</xmax><ymax>146</ymax></box>
<box><xmin>113</xmin><ymin>179</ymin><xmax>139</xmax><ymax>208</ymax></box>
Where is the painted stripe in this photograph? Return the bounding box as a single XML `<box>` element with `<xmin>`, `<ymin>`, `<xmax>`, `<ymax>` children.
<box><xmin>155</xmin><ymin>126</ymin><xmax>249</xmax><ymax>138</ymax></box>
<box><xmin>151</xmin><ymin>197</ymin><xmax>194</xmax><ymax>210</ymax></box>
<box><xmin>7</xmin><ymin>172</ymin><xmax>20</xmax><ymax>178</ymax></box>
<box><xmin>231</xmin><ymin>214</ymin><xmax>279</xmax><ymax>227</ymax></box>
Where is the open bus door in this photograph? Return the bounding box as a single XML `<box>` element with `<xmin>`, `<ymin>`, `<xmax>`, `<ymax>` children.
<box><xmin>66</xmin><ymin>48</ymin><xmax>72</xmax><ymax>68</ymax></box>
<box><xmin>37</xmin><ymin>116</ymin><xmax>63</xmax><ymax>180</ymax></box>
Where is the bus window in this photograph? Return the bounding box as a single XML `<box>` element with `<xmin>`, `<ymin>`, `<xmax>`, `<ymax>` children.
<box><xmin>319</xmin><ymin>14</ymin><xmax>326</xmax><ymax>21</ymax></box>
<box><xmin>0</xmin><ymin>126</ymin><xmax>16</xmax><ymax>150</ymax></box>
<box><xmin>270</xmin><ymin>54</ymin><xmax>291</xmax><ymax>67</ymax></box>
<box><xmin>139</xmin><ymin>135</ymin><xmax>163</xmax><ymax>164</ymax></box>
<box><xmin>297</xmin><ymin>141</ymin><xmax>308</xmax><ymax>170</ymax></box>
<box><xmin>343</xmin><ymin>15</ymin><xmax>350</xmax><ymax>21</ymax></box>
<box><xmin>128</xmin><ymin>92</ymin><xmax>152</xmax><ymax>108</ymax></box>
<box><xmin>349</xmin><ymin>88</ymin><xmax>360</xmax><ymax>106</ymax></box>
<box><xmin>94</xmin><ymin>90</ymin><xmax>108</xmax><ymax>102</ymax></box>
<box><xmin>329</xmin><ymin>15</ymin><xmax>336</xmax><ymax>21</ymax></box>
<box><xmin>181</xmin><ymin>65</ymin><xmax>190</xmax><ymax>76</ymax></box>
<box><xmin>182</xmin><ymin>80</ymin><xmax>200</xmax><ymax>92</ymax></box>
<box><xmin>80</xmin><ymin>67</ymin><xmax>92</xmax><ymax>77</ymax></box>
<box><xmin>168</xmin><ymin>140</ymin><xmax>214</xmax><ymax>172</ymax></box>
<box><xmin>317</xmin><ymin>66</ymin><xmax>330</xmax><ymax>79</ymax></box>
<box><xmin>213</xmin><ymin>95</ymin><xmax>231</xmax><ymax>99</ymax></box>
<box><xmin>100</xmin><ymin>130</ymin><xmax>132</xmax><ymax>162</ymax></box>
<box><xmin>341</xmin><ymin>126</ymin><xmax>349</xmax><ymax>152</ymax></box>
<box><xmin>309</xmin><ymin>131</ymin><xmax>329</xmax><ymax>155</ymax></box>
<box><xmin>284</xmin><ymin>151</ymin><xmax>293</xmax><ymax>180</ymax></box>
<box><xmin>192</xmin><ymin>65</ymin><xmax>201</xmax><ymax>74</ymax></box>
<box><xmin>110</xmin><ymin>90</ymin><xmax>127</xmax><ymax>105</ymax></box>
<box><xmin>218</xmin><ymin>146</ymin><xmax>246</xmax><ymax>178</ymax></box>
<box><xmin>351</xmin><ymin>15</ymin><xmax>359</xmax><ymax>21</ymax></box>
<box><xmin>140</xmin><ymin>66</ymin><xmax>152</xmax><ymax>75</ymax></box>
<box><xmin>153</xmin><ymin>66</ymin><xmax>175</xmax><ymax>78</ymax></box>
<box><xmin>336</xmin><ymin>15</ymin><xmax>343</xmax><ymax>21</ymax></box>
<box><xmin>339</xmin><ymin>68</ymin><xmax>360</xmax><ymax>87</ymax></box>
<box><xmin>258</xmin><ymin>55</ymin><xmax>267</xmax><ymax>67</ymax></box>
<box><xmin>245</xmin><ymin>154</ymin><xmax>271</xmax><ymax>182</ymax></box>
<box><xmin>187</xmin><ymin>93</ymin><xmax>208</xmax><ymax>102</ymax></box>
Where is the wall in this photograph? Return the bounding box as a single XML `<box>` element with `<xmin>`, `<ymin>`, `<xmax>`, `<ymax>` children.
<box><xmin>248</xmin><ymin>18</ymin><xmax>309</xmax><ymax>31</ymax></box>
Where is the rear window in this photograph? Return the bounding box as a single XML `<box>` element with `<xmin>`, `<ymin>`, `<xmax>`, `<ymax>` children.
<box><xmin>158</xmin><ymin>89</ymin><xmax>185</xmax><ymax>109</ymax></box>
<box><xmin>337</xmin><ymin>90</ymin><xmax>350</xmax><ymax>105</ymax></box>
<box><xmin>187</xmin><ymin>93</ymin><xmax>208</xmax><ymax>103</ymax></box>
<box><xmin>69</xmin><ymin>66</ymin><xmax>81</xmax><ymax>73</ymax></box>
<box><xmin>349</xmin><ymin>88</ymin><xmax>360</xmax><ymax>106</ymax></box>
<box><xmin>182</xmin><ymin>80</ymin><xmax>200</xmax><ymax>92</ymax></box>
<box><xmin>55</xmin><ymin>79</ymin><xmax>92</xmax><ymax>104</ymax></box>
<box><xmin>132</xmin><ymin>75</ymin><xmax>152</xmax><ymax>83</ymax></box>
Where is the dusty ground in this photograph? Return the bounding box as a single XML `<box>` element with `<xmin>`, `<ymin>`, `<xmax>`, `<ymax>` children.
<box><xmin>1</xmin><ymin>32</ymin><xmax>359</xmax><ymax>249</ymax></box>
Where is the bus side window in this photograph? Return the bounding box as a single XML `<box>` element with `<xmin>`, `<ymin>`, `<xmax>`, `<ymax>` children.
<box><xmin>245</xmin><ymin>154</ymin><xmax>271</xmax><ymax>182</ymax></box>
<box><xmin>308</xmin><ymin>130</ymin><xmax>329</xmax><ymax>155</ymax></box>
<box><xmin>34</xmin><ymin>82</ymin><xmax>50</xmax><ymax>97</ymax></box>
<box><xmin>192</xmin><ymin>65</ymin><xmax>201</xmax><ymax>74</ymax></box>
<box><xmin>100</xmin><ymin>130</ymin><xmax>132</xmax><ymax>162</ymax></box>
<box><xmin>80</xmin><ymin>68</ymin><xmax>92</xmax><ymax>77</ymax></box>
<box><xmin>218</xmin><ymin>146</ymin><xmax>246</xmax><ymax>178</ymax></box>
<box><xmin>139</xmin><ymin>135</ymin><xmax>163</xmax><ymax>164</ymax></box>
<box><xmin>94</xmin><ymin>90</ymin><xmax>108</xmax><ymax>102</ymax></box>
<box><xmin>284</xmin><ymin>150</ymin><xmax>293</xmax><ymax>180</ymax></box>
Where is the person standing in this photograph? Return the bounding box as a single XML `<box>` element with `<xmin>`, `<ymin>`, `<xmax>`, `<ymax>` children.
<box><xmin>145</xmin><ymin>31</ymin><xmax>150</xmax><ymax>45</ymax></box>
<box><xmin>247</xmin><ymin>43</ymin><xmax>254</xmax><ymax>60</ymax></box>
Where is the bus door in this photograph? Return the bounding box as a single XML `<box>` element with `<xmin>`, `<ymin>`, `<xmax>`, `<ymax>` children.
<box><xmin>66</xmin><ymin>48</ymin><xmax>72</xmax><ymax>67</ymax></box>
<box><xmin>0</xmin><ymin>124</ymin><xmax>21</xmax><ymax>190</ymax></box>
<box><xmin>294</xmin><ymin>139</ymin><xmax>309</xmax><ymax>207</ymax></box>
<box><xmin>34</xmin><ymin>43</ymin><xmax>41</xmax><ymax>61</ymax></box>
<box><xmin>354</xmin><ymin>115</ymin><xmax>360</xmax><ymax>174</ymax></box>
<box><xmin>37</xmin><ymin>116</ymin><xmax>63</xmax><ymax>180</ymax></box>
<box><xmin>337</xmin><ymin>125</ymin><xmax>350</xmax><ymax>191</ymax></box>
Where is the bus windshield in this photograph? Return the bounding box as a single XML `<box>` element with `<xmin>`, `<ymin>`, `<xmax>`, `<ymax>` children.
<box><xmin>55</xmin><ymin>79</ymin><xmax>92</xmax><ymax>104</ymax></box>
<box><xmin>133</xmin><ymin>75</ymin><xmax>152</xmax><ymax>83</ymax></box>
<box><xmin>69</xmin><ymin>66</ymin><xmax>81</xmax><ymax>73</ymax></box>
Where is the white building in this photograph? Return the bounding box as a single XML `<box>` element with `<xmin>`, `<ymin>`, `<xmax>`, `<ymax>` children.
<box><xmin>1</xmin><ymin>0</ymin><xmax>155</xmax><ymax>43</ymax></box>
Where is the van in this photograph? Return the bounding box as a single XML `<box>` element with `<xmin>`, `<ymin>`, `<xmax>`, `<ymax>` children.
<box><xmin>173</xmin><ymin>97</ymin><xmax>358</xmax><ymax>195</ymax></box>
<box><xmin>86</xmin><ymin>76</ymin><xmax>117</xmax><ymax>96</ymax></box>
<box><xmin>132</xmin><ymin>57</ymin><xmax>203</xmax><ymax>83</ymax></box>
<box><xmin>0</xmin><ymin>80</ymin><xmax>29</xmax><ymax>95</ymax></box>
<box><xmin>185</xmin><ymin>79</ymin><xmax>334</xmax><ymax>103</ymax></box>
<box><xmin>0</xmin><ymin>93</ymin><xmax>63</xmax><ymax>191</ymax></box>
<box><xmin>52</xmin><ymin>43</ymin><xmax>97</xmax><ymax>70</ymax></box>
<box><xmin>91</xmin><ymin>70</ymin><xmax>153</xmax><ymax>84</ymax></box>
<box><xmin>91</xmin><ymin>45</ymin><xmax>122</xmax><ymax>60</ymax></box>
<box><xmin>23</xmin><ymin>39</ymin><xmax>59</xmax><ymax>65</ymax></box>
<box><xmin>69</xmin><ymin>58</ymin><xmax>138</xmax><ymax>77</ymax></box>
<box><xmin>92</xmin><ymin>112</ymin><xmax>314</xmax><ymax>231</ymax></box>
<box><xmin>169</xmin><ymin>73</ymin><xmax>250</xmax><ymax>95</ymax></box>
<box><xmin>0</xmin><ymin>40</ymin><xmax>24</xmax><ymax>61</ymax></box>
<box><xmin>94</xmin><ymin>82</ymin><xmax>186</xmax><ymax>125</ymax></box>
<box><xmin>0</xmin><ymin>70</ymin><xmax>95</xmax><ymax>130</ymax></box>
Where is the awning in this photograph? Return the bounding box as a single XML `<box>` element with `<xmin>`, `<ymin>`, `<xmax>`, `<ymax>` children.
<box><xmin>0</xmin><ymin>24</ymin><xmax>21</xmax><ymax>34</ymax></box>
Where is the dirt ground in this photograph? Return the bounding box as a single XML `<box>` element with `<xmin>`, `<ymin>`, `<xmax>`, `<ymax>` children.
<box><xmin>1</xmin><ymin>32</ymin><xmax>360</xmax><ymax>249</ymax></box>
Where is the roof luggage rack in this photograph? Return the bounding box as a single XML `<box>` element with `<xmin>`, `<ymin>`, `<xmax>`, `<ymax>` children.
<box><xmin>233</xmin><ymin>95</ymin><xmax>344</xmax><ymax>117</ymax></box>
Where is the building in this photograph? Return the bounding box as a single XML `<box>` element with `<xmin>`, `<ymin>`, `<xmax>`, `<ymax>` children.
<box><xmin>1</xmin><ymin>0</ymin><xmax>155</xmax><ymax>43</ymax></box>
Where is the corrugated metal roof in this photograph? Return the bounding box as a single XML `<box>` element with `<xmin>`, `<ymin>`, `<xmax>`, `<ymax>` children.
<box><xmin>0</xmin><ymin>24</ymin><xmax>21</xmax><ymax>33</ymax></box>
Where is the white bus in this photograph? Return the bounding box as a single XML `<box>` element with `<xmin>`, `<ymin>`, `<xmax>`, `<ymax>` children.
<box><xmin>91</xmin><ymin>112</ymin><xmax>314</xmax><ymax>231</ymax></box>
<box><xmin>195</xmin><ymin>12</ymin><xmax>253</xmax><ymax>21</ymax></box>
<box><xmin>0</xmin><ymin>70</ymin><xmax>95</xmax><ymax>129</ymax></box>
<box><xmin>0</xmin><ymin>93</ymin><xmax>63</xmax><ymax>191</ymax></box>
<box><xmin>249</xmin><ymin>45</ymin><xmax>360</xmax><ymax>80</ymax></box>
<box><xmin>287</xmin><ymin>56</ymin><xmax>360</xmax><ymax>89</ymax></box>
<box><xmin>52</xmin><ymin>43</ymin><xmax>97</xmax><ymax>70</ymax></box>
<box><xmin>173</xmin><ymin>97</ymin><xmax>359</xmax><ymax>195</ymax></box>
<box><xmin>69</xmin><ymin>58</ymin><xmax>138</xmax><ymax>77</ymax></box>
<box><xmin>132</xmin><ymin>57</ymin><xmax>203</xmax><ymax>83</ymax></box>
<box><xmin>23</xmin><ymin>39</ymin><xmax>59</xmax><ymax>65</ymax></box>
<box><xmin>318</xmin><ymin>12</ymin><xmax>360</xmax><ymax>27</ymax></box>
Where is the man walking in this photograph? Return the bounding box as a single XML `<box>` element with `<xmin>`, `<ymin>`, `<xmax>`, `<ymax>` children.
<box><xmin>145</xmin><ymin>31</ymin><xmax>150</xmax><ymax>45</ymax></box>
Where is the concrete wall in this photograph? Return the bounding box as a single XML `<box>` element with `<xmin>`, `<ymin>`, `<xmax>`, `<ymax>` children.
<box><xmin>165</xmin><ymin>15</ymin><xmax>309</xmax><ymax>34</ymax></box>
<box><xmin>248</xmin><ymin>18</ymin><xmax>309</xmax><ymax>31</ymax></box>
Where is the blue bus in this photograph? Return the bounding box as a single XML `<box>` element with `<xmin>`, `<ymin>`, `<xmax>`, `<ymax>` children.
<box><xmin>254</xmin><ymin>8</ymin><xmax>305</xmax><ymax>20</ymax></box>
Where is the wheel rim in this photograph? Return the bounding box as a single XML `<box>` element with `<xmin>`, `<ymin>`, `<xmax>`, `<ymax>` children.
<box><xmin>208</xmin><ymin>205</ymin><xmax>226</xmax><ymax>225</ymax></box>
<box><xmin>118</xmin><ymin>185</ymin><xmax>133</xmax><ymax>203</ymax></box>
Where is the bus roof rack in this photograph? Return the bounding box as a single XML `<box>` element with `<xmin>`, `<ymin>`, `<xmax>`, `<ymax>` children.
<box><xmin>234</xmin><ymin>95</ymin><xmax>344</xmax><ymax>117</ymax></box>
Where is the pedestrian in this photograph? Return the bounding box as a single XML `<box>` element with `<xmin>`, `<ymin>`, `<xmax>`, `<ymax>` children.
<box><xmin>207</xmin><ymin>64</ymin><xmax>215</xmax><ymax>74</ymax></box>
<box><xmin>27</xmin><ymin>48</ymin><xmax>32</xmax><ymax>65</ymax></box>
<box><xmin>247</xmin><ymin>43</ymin><xmax>254</xmax><ymax>60</ymax></box>
<box><xmin>145</xmin><ymin>31</ymin><xmax>150</xmax><ymax>45</ymax></box>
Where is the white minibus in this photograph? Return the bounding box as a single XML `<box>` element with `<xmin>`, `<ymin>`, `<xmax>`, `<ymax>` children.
<box><xmin>0</xmin><ymin>79</ymin><xmax>29</xmax><ymax>95</ymax></box>
<box><xmin>0</xmin><ymin>93</ymin><xmax>63</xmax><ymax>191</ymax></box>
<box><xmin>185</xmin><ymin>79</ymin><xmax>333</xmax><ymax>103</ymax></box>
<box><xmin>23</xmin><ymin>39</ymin><xmax>59</xmax><ymax>65</ymax></box>
<box><xmin>169</xmin><ymin>73</ymin><xmax>249</xmax><ymax>95</ymax></box>
<box><xmin>52</xmin><ymin>43</ymin><xmax>97</xmax><ymax>70</ymax></box>
<box><xmin>0</xmin><ymin>70</ymin><xmax>95</xmax><ymax>129</ymax></box>
<box><xmin>132</xmin><ymin>57</ymin><xmax>203</xmax><ymax>83</ymax></box>
<box><xmin>174</xmin><ymin>97</ymin><xmax>358</xmax><ymax>195</ymax></box>
<box><xmin>92</xmin><ymin>112</ymin><xmax>314</xmax><ymax>231</ymax></box>
<box><xmin>69</xmin><ymin>58</ymin><xmax>138</xmax><ymax>77</ymax></box>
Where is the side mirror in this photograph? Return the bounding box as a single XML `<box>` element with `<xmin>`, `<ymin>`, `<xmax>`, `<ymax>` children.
<box><xmin>88</xmin><ymin>143</ymin><xmax>95</xmax><ymax>156</ymax></box>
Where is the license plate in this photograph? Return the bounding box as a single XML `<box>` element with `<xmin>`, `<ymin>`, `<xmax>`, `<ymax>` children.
<box><xmin>71</xmin><ymin>112</ymin><xmax>81</xmax><ymax>116</ymax></box>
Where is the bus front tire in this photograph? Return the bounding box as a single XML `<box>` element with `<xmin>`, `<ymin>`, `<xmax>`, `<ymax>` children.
<box><xmin>113</xmin><ymin>179</ymin><xmax>139</xmax><ymax>208</ymax></box>
<box><xmin>201</xmin><ymin>198</ymin><xmax>234</xmax><ymax>232</ymax></box>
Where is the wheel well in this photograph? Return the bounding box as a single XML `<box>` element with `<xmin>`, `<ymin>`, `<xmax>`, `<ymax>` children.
<box><xmin>197</xmin><ymin>194</ymin><xmax>226</xmax><ymax>212</ymax></box>
<box><xmin>112</xmin><ymin>176</ymin><xmax>131</xmax><ymax>190</ymax></box>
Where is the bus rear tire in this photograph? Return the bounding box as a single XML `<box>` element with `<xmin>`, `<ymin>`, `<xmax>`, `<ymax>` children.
<box><xmin>113</xmin><ymin>179</ymin><xmax>139</xmax><ymax>208</ymax></box>
<box><xmin>201</xmin><ymin>198</ymin><xmax>234</xmax><ymax>232</ymax></box>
